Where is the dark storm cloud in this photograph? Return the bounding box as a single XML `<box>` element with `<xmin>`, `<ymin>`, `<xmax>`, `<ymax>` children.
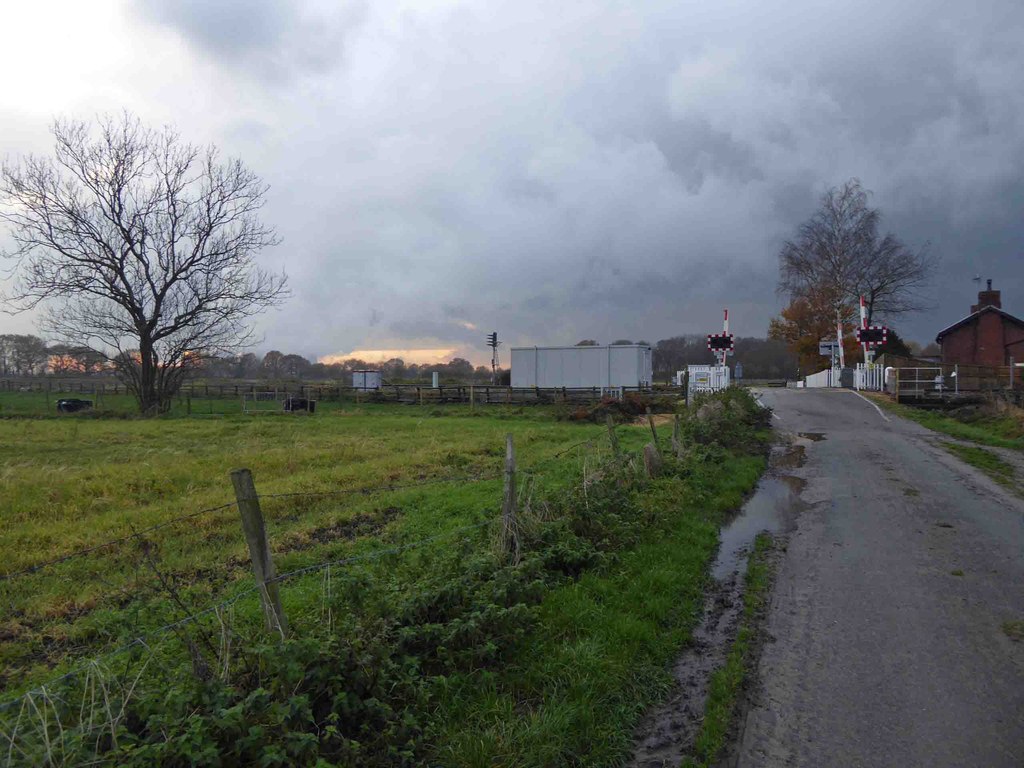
<box><xmin>135</xmin><ymin>0</ymin><xmax>367</xmax><ymax>80</ymax></box>
<box><xmin>125</xmin><ymin>0</ymin><xmax>1024</xmax><ymax>358</ymax></box>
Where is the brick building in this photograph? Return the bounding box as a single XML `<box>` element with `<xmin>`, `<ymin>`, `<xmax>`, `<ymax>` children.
<box><xmin>935</xmin><ymin>280</ymin><xmax>1024</xmax><ymax>366</ymax></box>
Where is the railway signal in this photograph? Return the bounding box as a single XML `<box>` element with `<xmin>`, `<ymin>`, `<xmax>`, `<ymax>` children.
<box><xmin>856</xmin><ymin>326</ymin><xmax>888</xmax><ymax>346</ymax></box>
<box><xmin>707</xmin><ymin>333</ymin><xmax>735</xmax><ymax>352</ymax></box>
<box><xmin>706</xmin><ymin>308</ymin><xmax>735</xmax><ymax>367</ymax></box>
<box><xmin>486</xmin><ymin>331</ymin><xmax>500</xmax><ymax>383</ymax></box>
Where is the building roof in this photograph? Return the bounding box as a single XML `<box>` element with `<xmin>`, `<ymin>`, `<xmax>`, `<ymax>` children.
<box><xmin>935</xmin><ymin>305</ymin><xmax>1024</xmax><ymax>342</ymax></box>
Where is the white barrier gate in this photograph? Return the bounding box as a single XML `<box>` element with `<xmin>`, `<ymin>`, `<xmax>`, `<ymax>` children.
<box><xmin>804</xmin><ymin>367</ymin><xmax>841</xmax><ymax>388</ymax></box>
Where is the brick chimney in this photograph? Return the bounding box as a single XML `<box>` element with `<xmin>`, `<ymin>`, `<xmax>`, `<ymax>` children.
<box><xmin>971</xmin><ymin>278</ymin><xmax>1002</xmax><ymax>313</ymax></box>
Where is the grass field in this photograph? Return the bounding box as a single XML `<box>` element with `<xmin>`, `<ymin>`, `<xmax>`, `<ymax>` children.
<box><xmin>863</xmin><ymin>392</ymin><xmax>1024</xmax><ymax>450</ymax></box>
<box><xmin>0</xmin><ymin>389</ymin><xmax>770</xmax><ymax>766</ymax></box>
<box><xmin>0</xmin><ymin>400</ymin><xmax>627</xmax><ymax>685</ymax></box>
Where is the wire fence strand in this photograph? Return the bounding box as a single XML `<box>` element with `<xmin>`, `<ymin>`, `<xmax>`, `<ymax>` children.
<box><xmin>0</xmin><ymin>432</ymin><xmax>619</xmax><ymax>720</ymax></box>
<box><xmin>0</xmin><ymin>518</ymin><xmax>493</xmax><ymax>714</ymax></box>
<box><xmin>0</xmin><ymin>502</ymin><xmax>239</xmax><ymax>582</ymax></box>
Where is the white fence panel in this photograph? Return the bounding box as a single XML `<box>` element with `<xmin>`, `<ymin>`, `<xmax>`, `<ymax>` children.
<box><xmin>804</xmin><ymin>368</ymin><xmax>840</xmax><ymax>388</ymax></box>
<box><xmin>854</xmin><ymin>364</ymin><xmax>885</xmax><ymax>391</ymax></box>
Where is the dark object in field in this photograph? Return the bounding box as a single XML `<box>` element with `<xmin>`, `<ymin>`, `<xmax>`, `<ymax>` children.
<box><xmin>283</xmin><ymin>397</ymin><xmax>316</xmax><ymax>413</ymax></box>
<box><xmin>57</xmin><ymin>398</ymin><xmax>93</xmax><ymax>413</ymax></box>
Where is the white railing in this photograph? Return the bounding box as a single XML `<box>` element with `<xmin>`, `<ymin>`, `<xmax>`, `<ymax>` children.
<box><xmin>854</xmin><ymin>364</ymin><xmax>885</xmax><ymax>391</ymax></box>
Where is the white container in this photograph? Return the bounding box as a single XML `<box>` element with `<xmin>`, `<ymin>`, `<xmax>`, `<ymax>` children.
<box><xmin>510</xmin><ymin>344</ymin><xmax>653</xmax><ymax>389</ymax></box>
<box><xmin>352</xmin><ymin>370</ymin><xmax>382</xmax><ymax>390</ymax></box>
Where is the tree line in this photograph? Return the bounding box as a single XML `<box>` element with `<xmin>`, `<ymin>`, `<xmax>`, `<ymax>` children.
<box><xmin>1</xmin><ymin>334</ymin><xmax>801</xmax><ymax>383</ymax></box>
<box><xmin>0</xmin><ymin>334</ymin><xmax>104</xmax><ymax>376</ymax></box>
<box><xmin>197</xmin><ymin>352</ymin><xmax>507</xmax><ymax>384</ymax></box>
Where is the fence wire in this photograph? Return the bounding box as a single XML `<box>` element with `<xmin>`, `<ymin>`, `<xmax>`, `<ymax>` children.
<box><xmin>0</xmin><ymin>501</ymin><xmax>239</xmax><ymax>582</ymax></box>
<box><xmin>0</xmin><ymin>426</ymin><xmax>623</xmax><ymax>767</ymax></box>
<box><xmin>0</xmin><ymin>469</ymin><xmax>512</xmax><ymax>583</ymax></box>
<box><xmin>0</xmin><ymin>518</ymin><xmax>494</xmax><ymax>715</ymax></box>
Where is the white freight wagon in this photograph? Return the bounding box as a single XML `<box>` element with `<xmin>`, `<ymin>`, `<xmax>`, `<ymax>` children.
<box><xmin>351</xmin><ymin>370</ymin><xmax>382</xmax><ymax>390</ymax></box>
<box><xmin>511</xmin><ymin>344</ymin><xmax>653</xmax><ymax>389</ymax></box>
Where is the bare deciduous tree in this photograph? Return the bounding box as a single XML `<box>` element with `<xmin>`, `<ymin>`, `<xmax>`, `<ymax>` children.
<box><xmin>0</xmin><ymin>113</ymin><xmax>288</xmax><ymax>413</ymax></box>
<box><xmin>778</xmin><ymin>179</ymin><xmax>935</xmax><ymax>325</ymax></box>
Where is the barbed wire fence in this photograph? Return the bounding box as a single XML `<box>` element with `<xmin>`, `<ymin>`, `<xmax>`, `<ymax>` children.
<box><xmin>0</xmin><ymin>420</ymin><xmax>659</xmax><ymax>767</ymax></box>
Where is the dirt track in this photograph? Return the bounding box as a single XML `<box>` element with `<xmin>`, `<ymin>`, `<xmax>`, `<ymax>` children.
<box><xmin>733</xmin><ymin>388</ymin><xmax>1024</xmax><ymax>767</ymax></box>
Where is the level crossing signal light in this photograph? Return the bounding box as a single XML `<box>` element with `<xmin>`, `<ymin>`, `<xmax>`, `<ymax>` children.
<box><xmin>486</xmin><ymin>332</ymin><xmax>500</xmax><ymax>384</ymax></box>
<box><xmin>856</xmin><ymin>326</ymin><xmax>888</xmax><ymax>346</ymax></box>
<box><xmin>707</xmin><ymin>333</ymin><xmax>735</xmax><ymax>352</ymax></box>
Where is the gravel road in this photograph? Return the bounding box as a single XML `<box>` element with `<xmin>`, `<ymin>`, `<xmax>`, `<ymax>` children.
<box><xmin>735</xmin><ymin>388</ymin><xmax>1024</xmax><ymax>768</ymax></box>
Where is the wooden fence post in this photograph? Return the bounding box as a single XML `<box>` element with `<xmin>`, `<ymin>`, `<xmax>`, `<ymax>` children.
<box><xmin>501</xmin><ymin>434</ymin><xmax>519</xmax><ymax>561</ymax></box>
<box><xmin>470</xmin><ymin>385</ymin><xmax>475</xmax><ymax>411</ymax></box>
<box><xmin>643</xmin><ymin>443</ymin><xmax>663</xmax><ymax>477</ymax></box>
<box><xmin>606</xmin><ymin>414</ymin><xmax>621</xmax><ymax>459</ymax></box>
<box><xmin>643</xmin><ymin>409</ymin><xmax>659</xmax><ymax>450</ymax></box>
<box><xmin>230</xmin><ymin>469</ymin><xmax>288</xmax><ymax>637</ymax></box>
<box><xmin>671</xmin><ymin>414</ymin><xmax>682</xmax><ymax>458</ymax></box>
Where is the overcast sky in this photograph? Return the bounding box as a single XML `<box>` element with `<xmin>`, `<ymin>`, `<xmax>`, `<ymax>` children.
<box><xmin>1</xmin><ymin>0</ymin><xmax>1022</xmax><ymax>364</ymax></box>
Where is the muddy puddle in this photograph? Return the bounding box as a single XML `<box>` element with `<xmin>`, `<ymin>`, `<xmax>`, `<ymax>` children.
<box><xmin>627</xmin><ymin>439</ymin><xmax>809</xmax><ymax>768</ymax></box>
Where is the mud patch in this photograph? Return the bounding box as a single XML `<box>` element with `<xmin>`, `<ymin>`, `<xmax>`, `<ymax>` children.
<box><xmin>281</xmin><ymin>506</ymin><xmax>401</xmax><ymax>551</ymax></box>
<box><xmin>627</xmin><ymin>441</ymin><xmax>807</xmax><ymax>767</ymax></box>
<box><xmin>797</xmin><ymin>432</ymin><xmax>826</xmax><ymax>442</ymax></box>
<box><xmin>628</xmin><ymin>575</ymin><xmax>744</xmax><ymax>767</ymax></box>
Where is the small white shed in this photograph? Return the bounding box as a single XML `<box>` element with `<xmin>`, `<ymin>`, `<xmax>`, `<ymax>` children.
<box><xmin>511</xmin><ymin>344</ymin><xmax>653</xmax><ymax>389</ymax></box>
<box><xmin>351</xmin><ymin>370</ymin><xmax>382</xmax><ymax>390</ymax></box>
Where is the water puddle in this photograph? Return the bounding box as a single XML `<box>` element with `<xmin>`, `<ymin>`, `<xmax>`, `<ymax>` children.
<box><xmin>713</xmin><ymin>473</ymin><xmax>800</xmax><ymax>579</ymax></box>
<box><xmin>627</xmin><ymin>440</ymin><xmax>808</xmax><ymax>767</ymax></box>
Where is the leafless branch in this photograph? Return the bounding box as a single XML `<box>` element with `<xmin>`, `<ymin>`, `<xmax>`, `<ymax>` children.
<box><xmin>0</xmin><ymin>112</ymin><xmax>288</xmax><ymax>413</ymax></box>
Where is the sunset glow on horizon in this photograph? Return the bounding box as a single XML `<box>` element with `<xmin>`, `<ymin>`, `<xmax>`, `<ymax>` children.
<box><xmin>319</xmin><ymin>348</ymin><xmax>461</xmax><ymax>365</ymax></box>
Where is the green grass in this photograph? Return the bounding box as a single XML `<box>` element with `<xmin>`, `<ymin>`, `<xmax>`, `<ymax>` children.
<box><xmin>863</xmin><ymin>393</ymin><xmax>1024</xmax><ymax>450</ymax></box>
<box><xmin>1003</xmin><ymin>620</ymin><xmax>1024</xmax><ymax>642</ymax></box>
<box><xmin>940</xmin><ymin>441</ymin><xmax>1017</xmax><ymax>488</ymax></box>
<box><xmin>684</xmin><ymin>532</ymin><xmax>773</xmax><ymax>768</ymax></box>
<box><xmin>0</xmin><ymin>397</ymin><xmax>653</xmax><ymax>693</ymax></box>
<box><xmin>431</xmin><ymin>456</ymin><xmax>767</xmax><ymax>766</ymax></box>
<box><xmin>0</xmin><ymin>388</ymin><xmax>771</xmax><ymax>766</ymax></box>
